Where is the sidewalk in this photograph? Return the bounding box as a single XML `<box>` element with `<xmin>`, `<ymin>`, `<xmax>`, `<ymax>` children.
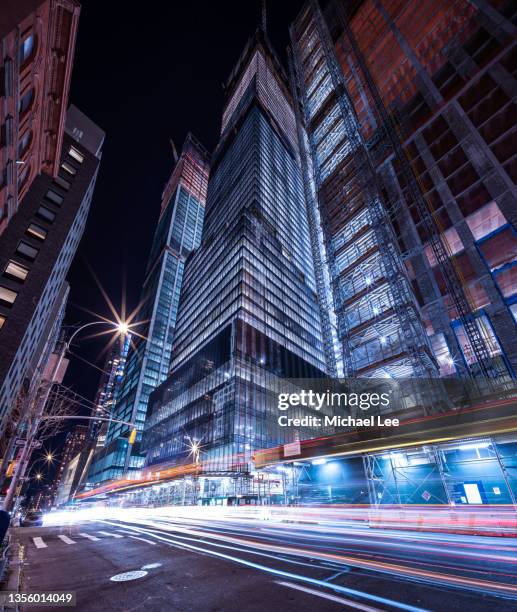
<box><xmin>1</xmin><ymin>530</ymin><xmax>24</xmax><ymax>611</ymax></box>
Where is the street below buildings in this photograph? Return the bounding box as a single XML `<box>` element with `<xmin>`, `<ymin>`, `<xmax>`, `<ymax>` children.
<box><xmin>11</xmin><ymin>507</ymin><xmax>517</xmax><ymax>611</ymax></box>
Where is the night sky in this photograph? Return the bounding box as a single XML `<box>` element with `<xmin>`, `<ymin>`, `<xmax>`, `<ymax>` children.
<box><xmin>62</xmin><ymin>1</ymin><xmax>304</xmax><ymax>410</ymax></box>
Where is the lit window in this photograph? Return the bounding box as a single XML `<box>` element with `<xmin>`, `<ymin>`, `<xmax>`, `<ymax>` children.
<box><xmin>18</xmin><ymin>130</ymin><xmax>32</xmax><ymax>157</ymax></box>
<box><xmin>0</xmin><ymin>286</ymin><xmax>18</xmax><ymax>307</ymax></box>
<box><xmin>16</xmin><ymin>241</ymin><xmax>38</xmax><ymax>260</ymax></box>
<box><xmin>26</xmin><ymin>223</ymin><xmax>47</xmax><ymax>241</ymax></box>
<box><xmin>54</xmin><ymin>176</ymin><xmax>71</xmax><ymax>191</ymax></box>
<box><xmin>18</xmin><ymin>88</ymin><xmax>34</xmax><ymax>115</ymax></box>
<box><xmin>4</xmin><ymin>260</ymin><xmax>29</xmax><ymax>281</ymax></box>
<box><xmin>61</xmin><ymin>162</ymin><xmax>76</xmax><ymax>176</ymax></box>
<box><xmin>44</xmin><ymin>189</ymin><xmax>64</xmax><ymax>205</ymax></box>
<box><xmin>68</xmin><ymin>146</ymin><xmax>84</xmax><ymax>163</ymax></box>
<box><xmin>36</xmin><ymin>205</ymin><xmax>56</xmax><ymax>223</ymax></box>
<box><xmin>19</xmin><ymin>34</ymin><xmax>35</xmax><ymax>65</ymax></box>
<box><xmin>0</xmin><ymin>315</ymin><xmax>5</xmax><ymax>329</ymax></box>
<box><xmin>466</xmin><ymin>201</ymin><xmax>506</xmax><ymax>241</ymax></box>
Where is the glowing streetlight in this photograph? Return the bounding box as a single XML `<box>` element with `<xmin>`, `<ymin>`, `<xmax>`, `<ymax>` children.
<box><xmin>35</xmin><ymin>473</ymin><xmax>43</xmax><ymax>481</ymax></box>
<box><xmin>45</xmin><ymin>452</ymin><xmax>54</xmax><ymax>463</ymax></box>
<box><xmin>187</xmin><ymin>439</ymin><xmax>201</xmax><ymax>465</ymax></box>
<box><xmin>117</xmin><ymin>321</ymin><xmax>129</xmax><ymax>335</ymax></box>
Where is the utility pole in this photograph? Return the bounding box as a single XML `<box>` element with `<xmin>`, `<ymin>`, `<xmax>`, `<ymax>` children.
<box><xmin>2</xmin><ymin>320</ymin><xmax>129</xmax><ymax>513</ymax></box>
<box><xmin>2</xmin><ymin>338</ymin><xmax>67</xmax><ymax>512</ymax></box>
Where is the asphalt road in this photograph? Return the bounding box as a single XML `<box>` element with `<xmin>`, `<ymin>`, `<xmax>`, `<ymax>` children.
<box><xmin>13</xmin><ymin>511</ymin><xmax>517</xmax><ymax>611</ymax></box>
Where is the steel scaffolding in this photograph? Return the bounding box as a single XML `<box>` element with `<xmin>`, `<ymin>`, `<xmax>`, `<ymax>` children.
<box><xmin>290</xmin><ymin>0</ymin><xmax>439</xmax><ymax>381</ymax></box>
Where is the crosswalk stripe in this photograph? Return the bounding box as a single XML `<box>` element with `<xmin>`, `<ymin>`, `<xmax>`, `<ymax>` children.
<box><xmin>33</xmin><ymin>537</ymin><xmax>47</xmax><ymax>549</ymax></box>
<box><xmin>129</xmin><ymin>535</ymin><xmax>157</xmax><ymax>546</ymax></box>
<box><xmin>97</xmin><ymin>531</ymin><xmax>123</xmax><ymax>538</ymax></box>
<box><xmin>79</xmin><ymin>532</ymin><xmax>100</xmax><ymax>541</ymax></box>
<box><xmin>58</xmin><ymin>534</ymin><xmax>76</xmax><ymax>544</ymax></box>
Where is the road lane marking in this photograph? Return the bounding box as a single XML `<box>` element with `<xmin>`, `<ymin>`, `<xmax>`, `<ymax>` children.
<box><xmin>276</xmin><ymin>581</ymin><xmax>382</xmax><ymax>612</ymax></box>
<box><xmin>79</xmin><ymin>532</ymin><xmax>100</xmax><ymax>541</ymax></box>
<box><xmin>97</xmin><ymin>530</ymin><xmax>122</xmax><ymax>537</ymax></box>
<box><xmin>32</xmin><ymin>537</ymin><xmax>47</xmax><ymax>549</ymax></box>
<box><xmin>129</xmin><ymin>535</ymin><xmax>156</xmax><ymax>546</ymax></box>
<box><xmin>58</xmin><ymin>535</ymin><xmax>76</xmax><ymax>544</ymax></box>
<box><xmin>326</xmin><ymin>569</ymin><xmax>350</xmax><ymax>581</ymax></box>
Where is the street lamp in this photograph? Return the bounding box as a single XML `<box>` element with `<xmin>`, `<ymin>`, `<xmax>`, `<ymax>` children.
<box><xmin>65</xmin><ymin>319</ymin><xmax>130</xmax><ymax>351</ymax></box>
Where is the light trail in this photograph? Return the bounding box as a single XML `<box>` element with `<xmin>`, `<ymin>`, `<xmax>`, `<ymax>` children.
<box><xmin>98</xmin><ymin>516</ymin><xmax>517</xmax><ymax>599</ymax></box>
<box><xmin>43</xmin><ymin>505</ymin><xmax>517</xmax><ymax>606</ymax></box>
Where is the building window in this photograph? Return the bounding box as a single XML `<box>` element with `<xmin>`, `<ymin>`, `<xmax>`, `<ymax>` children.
<box><xmin>18</xmin><ymin>130</ymin><xmax>32</xmax><ymax>157</ymax></box>
<box><xmin>54</xmin><ymin>176</ymin><xmax>71</xmax><ymax>191</ymax></box>
<box><xmin>36</xmin><ymin>205</ymin><xmax>56</xmax><ymax>223</ymax></box>
<box><xmin>19</xmin><ymin>34</ymin><xmax>35</xmax><ymax>66</ymax></box>
<box><xmin>26</xmin><ymin>222</ymin><xmax>47</xmax><ymax>241</ymax></box>
<box><xmin>0</xmin><ymin>286</ymin><xmax>18</xmax><ymax>307</ymax></box>
<box><xmin>61</xmin><ymin>161</ymin><xmax>77</xmax><ymax>176</ymax></box>
<box><xmin>510</xmin><ymin>303</ymin><xmax>517</xmax><ymax>324</ymax></box>
<box><xmin>18</xmin><ymin>88</ymin><xmax>34</xmax><ymax>116</ymax></box>
<box><xmin>44</xmin><ymin>189</ymin><xmax>64</xmax><ymax>205</ymax></box>
<box><xmin>4</xmin><ymin>260</ymin><xmax>29</xmax><ymax>281</ymax></box>
<box><xmin>15</xmin><ymin>240</ymin><xmax>38</xmax><ymax>260</ymax></box>
<box><xmin>0</xmin><ymin>314</ymin><xmax>5</xmax><ymax>329</ymax></box>
<box><xmin>68</xmin><ymin>146</ymin><xmax>84</xmax><ymax>163</ymax></box>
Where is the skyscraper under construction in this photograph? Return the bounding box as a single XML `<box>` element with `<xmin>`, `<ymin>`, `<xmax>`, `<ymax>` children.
<box><xmin>290</xmin><ymin>0</ymin><xmax>517</xmax><ymax>382</ymax></box>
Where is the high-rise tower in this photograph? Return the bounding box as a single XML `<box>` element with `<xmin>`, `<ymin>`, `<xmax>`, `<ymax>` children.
<box><xmin>0</xmin><ymin>107</ymin><xmax>104</xmax><ymax>437</ymax></box>
<box><xmin>85</xmin><ymin>134</ymin><xmax>209</xmax><ymax>486</ymax></box>
<box><xmin>142</xmin><ymin>30</ymin><xmax>328</xmax><ymax>481</ymax></box>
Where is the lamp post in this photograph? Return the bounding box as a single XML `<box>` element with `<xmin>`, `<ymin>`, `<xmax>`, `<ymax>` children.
<box><xmin>2</xmin><ymin>320</ymin><xmax>129</xmax><ymax>513</ymax></box>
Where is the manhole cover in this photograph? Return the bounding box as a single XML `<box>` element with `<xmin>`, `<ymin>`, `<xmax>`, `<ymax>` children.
<box><xmin>110</xmin><ymin>570</ymin><xmax>148</xmax><ymax>582</ymax></box>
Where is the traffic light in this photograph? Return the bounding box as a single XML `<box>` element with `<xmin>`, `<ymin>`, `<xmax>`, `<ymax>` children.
<box><xmin>128</xmin><ymin>428</ymin><xmax>137</xmax><ymax>445</ymax></box>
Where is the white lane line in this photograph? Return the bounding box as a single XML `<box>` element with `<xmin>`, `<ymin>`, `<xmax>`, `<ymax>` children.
<box><xmin>276</xmin><ymin>581</ymin><xmax>382</xmax><ymax>612</ymax></box>
<box><xmin>97</xmin><ymin>531</ymin><xmax>123</xmax><ymax>538</ymax></box>
<box><xmin>79</xmin><ymin>532</ymin><xmax>100</xmax><ymax>541</ymax></box>
<box><xmin>32</xmin><ymin>537</ymin><xmax>47</xmax><ymax>549</ymax></box>
<box><xmin>58</xmin><ymin>534</ymin><xmax>76</xmax><ymax>545</ymax></box>
<box><xmin>129</xmin><ymin>535</ymin><xmax>156</xmax><ymax>546</ymax></box>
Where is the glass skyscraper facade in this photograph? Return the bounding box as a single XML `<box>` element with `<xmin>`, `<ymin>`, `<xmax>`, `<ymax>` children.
<box><xmin>85</xmin><ymin>135</ymin><xmax>209</xmax><ymax>485</ymax></box>
<box><xmin>142</xmin><ymin>32</ymin><xmax>329</xmax><ymax>478</ymax></box>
